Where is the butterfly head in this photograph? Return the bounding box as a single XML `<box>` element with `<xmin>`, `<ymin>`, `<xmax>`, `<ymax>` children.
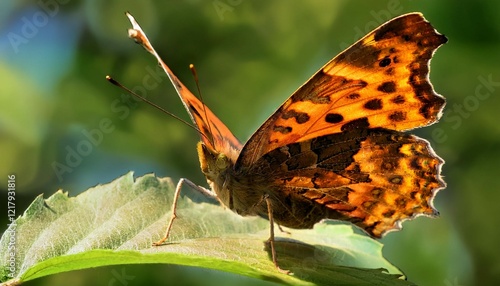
<box><xmin>197</xmin><ymin>142</ymin><xmax>233</xmax><ymax>208</ymax></box>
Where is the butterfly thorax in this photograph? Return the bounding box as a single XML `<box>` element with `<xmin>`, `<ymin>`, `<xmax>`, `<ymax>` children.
<box><xmin>197</xmin><ymin>142</ymin><xmax>266</xmax><ymax>216</ymax></box>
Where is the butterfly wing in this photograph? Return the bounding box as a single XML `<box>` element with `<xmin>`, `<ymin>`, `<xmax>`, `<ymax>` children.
<box><xmin>126</xmin><ymin>13</ymin><xmax>242</xmax><ymax>162</ymax></box>
<box><xmin>253</xmin><ymin>128</ymin><xmax>444</xmax><ymax>237</ymax></box>
<box><xmin>236</xmin><ymin>12</ymin><xmax>447</xmax><ymax>169</ymax></box>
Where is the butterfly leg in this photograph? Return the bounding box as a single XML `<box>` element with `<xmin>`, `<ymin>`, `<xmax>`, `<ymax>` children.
<box><xmin>277</xmin><ymin>224</ymin><xmax>291</xmax><ymax>235</ymax></box>
<box><xmin>153</xmin><ymin>178</ymin><xmax>215</xmax><ymax>246</ymax></box>
<box><xmin>264</xmin><ymin>195</ymin><xmax>291</xmax><ymax>274</ymax></box>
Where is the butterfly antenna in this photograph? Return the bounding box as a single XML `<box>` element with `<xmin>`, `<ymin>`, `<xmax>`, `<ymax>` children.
<box><xmin>106</xmin><ymin>75</ymin><xmax>203</xmax><ymax>135</ymax></box>
<box><xmin>189</xmin><ymin>64</ymin><xmax>215</xmax><ymax>147</ymax></box>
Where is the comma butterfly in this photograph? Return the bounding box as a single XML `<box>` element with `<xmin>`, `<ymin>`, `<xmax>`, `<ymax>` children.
<box><xmin>120</xmin><ymin>12</ymin><xmax>446</xmax><ymax>272</ymax></box>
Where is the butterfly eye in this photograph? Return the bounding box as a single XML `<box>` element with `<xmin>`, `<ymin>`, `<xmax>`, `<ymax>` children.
<box><xmin>216</xmin><ymin>154</ymin><xmax>230</xmax><ymax>170</ymax></box>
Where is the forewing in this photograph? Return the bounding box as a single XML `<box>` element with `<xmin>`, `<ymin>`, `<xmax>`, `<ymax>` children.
<box><xmin>237</xmin><ymin>13</ymin><xmax>446</xmax><ymax>168</ymax></box>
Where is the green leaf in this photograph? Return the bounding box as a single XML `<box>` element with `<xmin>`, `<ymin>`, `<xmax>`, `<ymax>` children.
<box><xmin>0</xmin><ymin>173</ymin><xmax>413</xmax><ymax>285</ymax></box>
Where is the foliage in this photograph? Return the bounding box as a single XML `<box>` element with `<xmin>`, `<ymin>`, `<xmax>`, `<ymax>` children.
<box><xmin>1</xmin><ymin>173</ymin><xmax>410</xmax><ymax>285</ymax></box>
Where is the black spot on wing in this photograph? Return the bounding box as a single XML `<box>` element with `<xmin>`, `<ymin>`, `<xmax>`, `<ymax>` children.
<box><xmin>273</xmin><ymin>125</ymin><xmax>292</xmax><ymax>134</ymax></box>
<box><xmin>389</xmin><ymin>111</ymin><xmax>406</xmax><ymax>122</ymax></box>
<box><xmin>379</xmin><ymin>56</ymin><xmax>391</xmax><ymax>67</ymax></box>
<box><xmin>188</xmin><ymin>103</ymin><xmax>201</xmax><ymax>117</ymax></box>
<box><xmin>341</xmin><ymin>118</ymin><xmax>370</xmax><ymax>131</ymax></box>
<box><xmin>391</xmin><ymin>95</ymin><xmax>405</xmax><ymax>104</ymax></box>
<box><xmin>364</xmin><ymin>99</ymin><xmax>383</xmax><ymax>110</ymax></box>
<box><xmin>325</xmin><ymin>113</ymin><xmax>344</xmax><ymax>124</ymax></box>
<box><xmin>347</xmin><ymin>93</ymin><xmax>360</xmax><ymax>100</ymax></box>
<box><xmin>378</xmin><ymin>81</ymin><xmax>396</xmax><ymax>93</ymax></box>
<box><xmin>282</xmin><ymin>110</ymin><xmax>310</xmax><ymax>124</ymax></box>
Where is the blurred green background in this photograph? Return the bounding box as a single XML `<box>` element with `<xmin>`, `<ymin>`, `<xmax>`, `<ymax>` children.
<box><xmin>1</xmin><ymin>0</ymin><xmax>499</xmax><ymax>285</ymax></box>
